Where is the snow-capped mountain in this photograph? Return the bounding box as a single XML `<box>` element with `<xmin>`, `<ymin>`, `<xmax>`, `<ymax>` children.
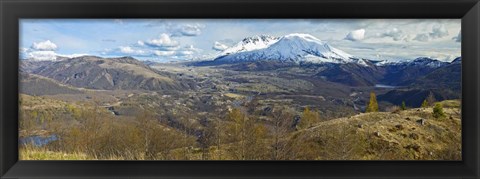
<box><xmin>376</xmin><ymin>57</ymin><xmax>449</xmax><ymax>68</ymax></box>
<box><xmin>215</xmin><ymin>33</ymin><xmax>369</xmax><ymax>65</ymax></box>
<box><xmin>220</xmin><ymin>35</ymin><xmax>280</xmax><ymax>56</ymax></box>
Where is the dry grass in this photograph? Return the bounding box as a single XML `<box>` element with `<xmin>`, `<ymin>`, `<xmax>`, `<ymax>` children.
<box><xmin>303</xmin><ymin>100</ymin><xmax>462</xmax><ymax>160</ymax></box>
<box><xmin>20</xmin><ymin>145</ymin><xmax>90</xmax><ymax>160</ymax></box>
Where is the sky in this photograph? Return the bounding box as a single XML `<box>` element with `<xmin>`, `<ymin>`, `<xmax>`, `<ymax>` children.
<box><xmin>20</xmin><ymin>19</ymin><xmax>461</xmax><ymax>62</ymax></box>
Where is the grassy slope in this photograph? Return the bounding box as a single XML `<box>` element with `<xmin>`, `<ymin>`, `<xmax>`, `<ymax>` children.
<box><xmin>20</xmin><ymin>146</ymin><xmax>90</xmax><ymax>160</ymax></box>
<box><xmin>300</xmin><ymin>100</ymin><xmax>461</xmax><ymax>160</ymax></box>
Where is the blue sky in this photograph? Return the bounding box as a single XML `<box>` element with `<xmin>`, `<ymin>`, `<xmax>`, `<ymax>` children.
<box><xmin>20</xmin><ymin>19</ymin><xmax>461</xmax><ymax>62</ymax></box>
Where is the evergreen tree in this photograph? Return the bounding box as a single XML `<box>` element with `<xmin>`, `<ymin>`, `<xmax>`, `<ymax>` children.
<box><xmin>401</xmin><ymin>101</ymin><xmax>407</xmax><ymax>110</ymax></box>
<box><xmin>432</xmin><ymin>103</ymin><xmax>445</xmax><ymax>119</ymax></box>
<box><xmin>421</xmin><ymin>99</ymin><xmax>429</xmax><ymax>108</ymax></box>
<box><xmin>366</xmin><ymin>92</ymin><xmax>379</xmax><ymax>113</ymax></box>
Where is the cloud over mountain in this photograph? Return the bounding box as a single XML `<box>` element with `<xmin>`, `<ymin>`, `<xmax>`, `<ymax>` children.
<box><xmin>414</xmin><ymin>25</ymin><xmax>449</xmax><ymax>42</ymax></box>
<box><xmin>379</xmin><ymin>28</ymin><xmax>408</xmax><ymax>41</ymax></box>
<box><xmin>212</xmin><ymin>41</ymin><xmax>229</xmax><ymax>51</ymax></box>
<box><xmin>22</xmin><ymin>40</ymin><xmax>87</xmax><ymax>61</ymax></box>
<box><xmin>176</xmin><ymin>24</ymin><xmax>203</xmax><ymax>36</ymax></box>
<box><xmin>345</xmin><ymin>29</ymin><xmax>365</xmax><ymax>41</ymax></box>
<box><xmin>31</xmin><ymin>40</ymin><xmax>57</xmax><ymax>51</ymax></box>
<box><xmin>168</xmin><ymin>23</ymin><xmax>204</xmax><ymax>37</ymax></box>
<box><xmin>143</xmin><ymin>33</ymin><xmax>180</xmax><ymax>49</ymax></box>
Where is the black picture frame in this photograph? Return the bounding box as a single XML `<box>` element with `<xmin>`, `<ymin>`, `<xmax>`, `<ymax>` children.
<box><xmin>1</xmin><ymin>0</ymin><xmax>479</xmax><ymax>178</ymax></box>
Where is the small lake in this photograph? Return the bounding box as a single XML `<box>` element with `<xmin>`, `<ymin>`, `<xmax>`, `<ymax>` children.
<box><xmin>19</xmin><ymin>135</ymin><xmax>58</xmax><ymax>147</ymax></box>
<box><xmin>375</xmin><ymin>84</ymin><xmax>397</xmax><ymax>89</ymax></box>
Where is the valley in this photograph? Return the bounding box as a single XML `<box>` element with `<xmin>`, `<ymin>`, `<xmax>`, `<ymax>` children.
<box><xmin>18</xmin><ymin>33</ymin><xmax>462</xmax><ymax>160</ymax></box>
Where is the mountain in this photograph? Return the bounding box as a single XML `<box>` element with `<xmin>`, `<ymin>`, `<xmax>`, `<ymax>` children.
<box><xmin>451</xmin><ymin>57</ymin><xmax>462</xmax><ymax>64</ymax></box>
<box><xmin>314</xmin><ymin>63</ymin><xmax>384</xmax><ymax>86</ymax></box>
<box><xmin>214</xmin><ymin>33</ymin><xmax>369</xmax><ymax>66</ymax></box>
<box><xmin>27</xmin><ymin>56</ymin><xmax>193</xmax><ymax>91</ymax></box>
<box><xmin>377</xmin><ymin>88</ymin><xmax>460</xmax><ymax>107</ymax></box>
<box><xmin>377</xmin><ymin>57</ymin><xmax>449</xmax><ymax>68</ymax></box>
<box><xmin>379</xmin><ymin>57</ymin><xmax>450</xmax><ymax>86</ymax></box>
<box><xmin>410</xmin><ymin>59</ymin><xmax>461</xmax><ymax>90</ymax></box>
<box><xmin>196</xmin><ymin>33</ymin><xmax>460</xmax><ymax>88</ymax></box>
<box><xmin>20</xmin><ymin>60</ymin><xmax>54</xmax><ymax>73</ymax></box>
<box><xmin>220</xmin><ymin>35</ymin><xmax>280</xmax><ymax>56</ymax></box>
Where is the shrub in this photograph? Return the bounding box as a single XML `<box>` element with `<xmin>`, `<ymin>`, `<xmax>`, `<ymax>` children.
<box><xmin>432</xmin><ymin>103</ymin><xmax>446</xmax><ymax>119</ymax></box>
<box><xmin>401</xmin><ymin>101</ymin><xmax>407</xmax><ymax>110</ymax></box>
<box><xmin>421</xmin><ymin>100</ymin><xmax>428</xmax><ymax>108</ymax></box>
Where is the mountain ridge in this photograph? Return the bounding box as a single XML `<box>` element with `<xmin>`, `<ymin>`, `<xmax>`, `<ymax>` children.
<box><xmin>24</xmin><ymin>56</ymin><xmax>194</xmax><ymax>91</ymax></box>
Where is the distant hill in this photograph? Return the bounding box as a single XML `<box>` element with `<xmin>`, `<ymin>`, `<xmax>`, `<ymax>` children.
<box><xmin>411</xmin><ymin>58</ymin><xmax>461</xmax><ymax>91</ymax></box>
<box><xmin>24</xmin><ymin>56</ymin><xmax>192</xmax><ymax>91</ymax></box>
<box><xmin>378</xmin><ymin>57</ymin><xmax>450</xmax><ymax>86</ymax></box>
<box><xmin>377</xmin><ymin>88</ymin><xmax>459</xmax><ymax>107</ymax></box>
<box><xmin>20</xmin><ymin>73</ymin><xmax>84</xmax><ymax>96</ymax></box>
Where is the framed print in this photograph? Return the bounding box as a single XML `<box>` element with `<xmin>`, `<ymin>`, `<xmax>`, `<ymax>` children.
<box><xmin>1</xmin><ymin>0</ymin><xmax>480</xmax><ymax>178</ymax></box>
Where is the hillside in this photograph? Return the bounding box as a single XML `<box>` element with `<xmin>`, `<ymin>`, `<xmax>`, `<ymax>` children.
<box><xmin>20</xmin><ymin>73</ymin><xmax>84</xmax><ymax>96</ymax></box>
<box><xmin>19</xmin><ymin>98</ymin><xmax>461</xmax><ymax>160</ymax></box>
<box><xmin>27</xmin><ymin>56</ymin><xmax>191</xmax><ymax>91</ymax></box>
<box><xmin>296</xmin><ymin>100</ymin><xmax>461</xmax><ymax>160</ymax></box>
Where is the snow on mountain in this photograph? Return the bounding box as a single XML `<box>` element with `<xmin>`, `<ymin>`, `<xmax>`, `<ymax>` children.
<box><xmin>409</xmin><ymin>57</ymin><xmax>449</xmax><ymax>68</ymax></box>
<box><xmin>220</xmin><ymin>35</ymin><xmax>280</xmax><ymax>56</ymax></box>
<box><xmin>215</xmin><ymin>33</ymin><xmax>365</xmax><ymax>65</ymax></box>
<box><xmin>375</xmin><ymin>59</ymin><xmax>410</xmax><ymax>66</ymax></box>
<box><xmin>376</xmin><ymin>57</ymin><xmax>449</xmax><ymax>68</ymax></box>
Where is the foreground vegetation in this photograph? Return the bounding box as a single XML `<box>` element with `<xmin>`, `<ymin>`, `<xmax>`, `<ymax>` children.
<box><xmin>19</xmin><ymin>93</ymin><xmax>461</xmax><ymax>160</ymax></box>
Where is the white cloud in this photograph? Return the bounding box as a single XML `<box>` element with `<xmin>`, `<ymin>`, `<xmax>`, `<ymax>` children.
<box><xmin>413</xmin><ymin>34</ymin><xmax>430</xmax><ymax>42</ymax></box>
<box><xmin>25</xmin><ymin>51</ymin><xmax>87</xmax><ymax>61</ymax></box>
<box><xmin>429</xmin><ymin>24</ymin><xmax>449</xmax><ymax>38</ymax></box>
<box><xmin>31</xmin><ymin>40</ymin><xmax>57</xmax><ymax>51</ymax></box>
<box><xmin>23</xmin><ymin>40</ymin><xmax>88</xmax><ymax>61</ymax></box>
<box><xmin>212</xmin><ymin>41</ymin><xmax>229</xmax><ymax>51</ymax></box>
<box><xmin>414</xmin><ymin>24</ymin><xmax>449</xmax><ymax>42</ymax></box>
<box><xmin>179</xmin><ymin>24</ymin><xmax>202</xmax><ymax>36</ymax></box>
<box><xmin>153</xmin><ymin>45</ymin><xmax>200</xmax><ymax>58</ymax></box>
<box><xmin>178</xmin><ymin>51</ymin><xmax>194</xmax><ymax>55</ymax></box>
<box><xmin>176</xmin><ymin>45</ymin><xmax>201</xmax><ymax>57</ymax></box>
<box><xmin>154</xmin><ymin>50</ymin><xmax>175</xmax><ymax>56</ymax></box>
<box><xmin>27</xmin><ymin>51</ymin><xmax>57</xmax><ymax>61</ymax></box>
<box><xmin>170</xmin><ymin>24</ymin><xmax>204</xmax><ymax>37</ymax></box>
<box><xmin>144</xmin><ymin>33</ymin><xmax>179</xmax><ymax>48</ymax></box>
<box><xmin>20</xmin><ymin>47</ymin><xmax>29</xmax><ymax>53</ymax></box>
<box><xmin>345</xmin><ymin>29</ymin><xmax>365</xmax><ymax>41</ymax></box>
<box><xmin>379</xmin><ymin>28</ymin><xmax>407</xmax><ymax>41</ymax></box>
<box><xmin>60</xmin><ymin>53</ymin><xmax>90</xmax><ymax>58</ymax></box>
<box><xmin>119</xmin><ymin>46</ymin><xmax>135</xmax><ymax>54</ymax></box>
<box><xmin>111</xmin><ymin>46</ymin><xmax>150</xmax><ymax>56</ymax></box>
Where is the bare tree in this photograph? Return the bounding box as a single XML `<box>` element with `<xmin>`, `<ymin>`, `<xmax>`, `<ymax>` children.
<box><xmin>269</xmin><ymin>106</ymin><xmax>295</xmax><ymax>160</ymax></box>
